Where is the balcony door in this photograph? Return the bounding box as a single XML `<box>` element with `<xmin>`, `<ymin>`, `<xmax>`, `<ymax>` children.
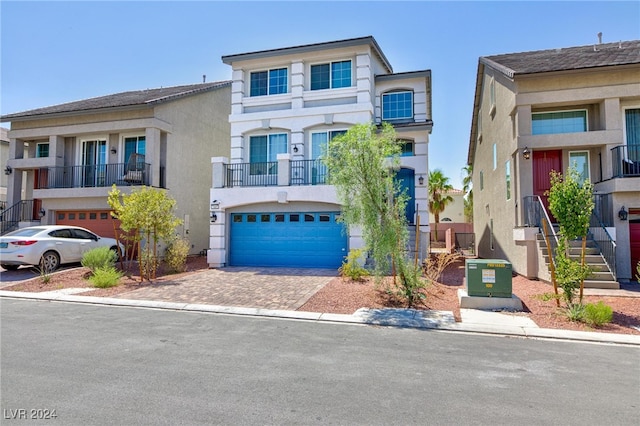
<box><xmin>82</xmin><ymin>139</ymin><xmax>107</xmax><ymax>187</ymax></box>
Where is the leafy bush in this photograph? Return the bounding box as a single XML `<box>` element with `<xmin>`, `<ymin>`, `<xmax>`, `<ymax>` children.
<box><xmin>392</xmin><ymin>258</ymin><xmax>427</xmax><ymax>307</ymax></box>
<box><xmin>583</xmin><ymin>301</ymin><xmax>613</xmax><ymax>327</ymax></box>
<box><xmin>82</xmin><ymin>246</ymin><xmax>117</xmax><ymax>272</ymax></box>
<box><xmin>339</xmin><ymin>249</ymin><xmax>370</xmax><ymax>281</ymax></box>
<box><xmin>553</xmin><ymin>239</ymin><xmax>591</xmax><ymax>306</ymax></box>
<box><xmin>88</xmin><ymin>267</ymin><xmax>122</xmax><ymax>288</ymax></box>
<box><xmin>636</xmin><ymin>260</ymin><xmax>640</xmax><ymax>282</ymax></box>
<box><xmin>164</xmin><ymin>237</ymin><xmax>190</xmax><ymax>273</ymax></box>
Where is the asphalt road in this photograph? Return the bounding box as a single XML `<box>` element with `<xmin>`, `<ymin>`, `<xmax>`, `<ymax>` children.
<box><xmin>1</xmin><ymin>299</ymin><xmax>639</xmax><ymax>425</ymax></box>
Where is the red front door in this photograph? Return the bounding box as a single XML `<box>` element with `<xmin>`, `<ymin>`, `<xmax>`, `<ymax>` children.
<box><xmin>533</xmin><ymin>150</ymin><xmax>562</xmax><ymax>222</ymax></box>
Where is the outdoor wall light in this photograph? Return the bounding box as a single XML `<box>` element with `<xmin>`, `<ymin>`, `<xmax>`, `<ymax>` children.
<box><xmin>418</xmin><ymin>175</ymin><xmax>424</xmax><ymax>186</ymax></box>
<box><xmin>39</xmin><ymin>208</ymin><xmax>46</xmax><ymax>218</ymax></box>
<box><xmin>210</xmin><ymin>211</ymin><xmax>218</xmax><ymax>223</ymax></box>
<box><xmin>618</xmin><ymin>206</ymin><xmax>628</xmax><ymax>221</ymax></box>
<box><xmin>293</xmin><ymin>145</ymin><xmax>299</xmax><ymax>153</ymax></box>
<box><xmin>110</xmin><ymin>147</ymin><xmax>117</xmax><ymax>154</ymax></box>
<box><xmin>4</xmin><ymin>165</ymin><xmax>12</xmax><ymax>175</ymax></box>
<box><xmin>522</xmin><ymin>147</ymin><xmax>531</xmax><ymax>160</ymax></box>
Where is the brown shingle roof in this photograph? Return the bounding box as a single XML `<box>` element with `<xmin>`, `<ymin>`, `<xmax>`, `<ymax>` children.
<box><xmin>480</xmin><ymin>40</ymin><xmax>640</xmax><ymax>77</ymax></box>
<box><xmin>1</xmin><ymin>81</ymin><xmax>231</xmax><ymax>121</ymax></box>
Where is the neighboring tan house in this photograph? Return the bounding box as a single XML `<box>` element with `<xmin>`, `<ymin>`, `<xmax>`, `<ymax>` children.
<box><xmin>0</xmin><ymin>82</ymin><xmax>231</xmax><ymax>255</ymax></box>
<box><xmin>429</xmin><ymin>188</ymin><xmax>466</xmax><ymax>224</ymax></box>
<box><xmin>208</xmin><ymin>36</ymin><xmax>433</xmax><ymax>268</ymax></box>
<box><xmin>468</xmin><ymin>39</ymin><xmax>640</xmax><ymax>286</ymax></box>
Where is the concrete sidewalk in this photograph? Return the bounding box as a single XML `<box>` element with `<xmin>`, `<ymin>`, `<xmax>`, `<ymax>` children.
<box><xmin>1</xmin><ymin>289</ymin><xmax>639</xmax><ymax>346</ymax></box>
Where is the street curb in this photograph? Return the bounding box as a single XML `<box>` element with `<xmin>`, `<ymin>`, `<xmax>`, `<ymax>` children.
<box><xmin>1</xmin><ymin>290</ymin><xmax>639</xmax><ymax>346</ymax></box>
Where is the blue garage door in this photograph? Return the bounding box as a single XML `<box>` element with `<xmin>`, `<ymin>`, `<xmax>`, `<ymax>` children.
<box><xmin>230</xmin><ymin>212</ymin><xmax>347</xmax><ymax>268</ymax></box>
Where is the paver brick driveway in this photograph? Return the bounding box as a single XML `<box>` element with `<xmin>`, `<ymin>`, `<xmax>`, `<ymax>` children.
<box><xmin>113</xmin><ymin>267</ymin><xmax>337</xmax><ymax>310</ymax></box>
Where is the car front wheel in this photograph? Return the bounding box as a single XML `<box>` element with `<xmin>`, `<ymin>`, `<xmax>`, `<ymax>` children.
<box><xmin>40</xmin><ymin>251</ymin><xmax>60</xmax><ymax>273</ymax></box>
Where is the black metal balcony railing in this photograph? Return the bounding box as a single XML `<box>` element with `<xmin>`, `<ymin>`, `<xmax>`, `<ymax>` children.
<box><xmin>0</xmin><ymin>199</ymin><xmax>41</xmax><ymax>235</ymax></box>
<box><xmin>290</xmin><ymin>159</ymin><xmax>328</xmax><ymax>185</ymax></box>
<box><xmin>593</xmin><ymin>193</ymin><xmax>613</xmax><ymax>227</ymax></box>
<box><xmin>224</xmin><ymin>162</ymin><xmax>278</xmax><ymax>187</ymax></box>
<box><xmin>34</xmin><ymin>163</ymin><xmax>151</xmax><ymax>189</ymax></box>
<box><xmin>611</xmin><ymin>145</ymin><xmax>640</xmax><ymax>178</ymax></box>
<box><xmin>590</xmin><ymin>209</ymin><xmax>617</xmax><ymax>280</ymax></box>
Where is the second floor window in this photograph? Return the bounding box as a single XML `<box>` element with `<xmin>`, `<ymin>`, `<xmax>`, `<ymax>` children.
<box><xmin>311</xmin><ymin>130</ymin><xmax>346</xmax><ymax>159</ymax></box>
<box><xmin>250</xmin><ymin>68</ymin><xmax>288</xmax><ymax>97</ymax></box>
<box><xmin>310</xmin><ymin>60</ymin><xmax>351</xmax><ymax>90</ymax></box>
<box><xmin>124</xmin><ymin>136</ymin><xmax>146</xmax><ymax>162</ymax></box>
<box><xmin>249</xmin><ymin>133</ymin><xmax>287</xmax><ymax>175</ymax></box>
<box><xmin>532</xmin><ymin>110</ymin><xmax>587</xmax><ymax>135</ymax></box>
<box><xmin>382</xmin><ymin>91</ymin><xmax>413</xmax><ymax>121</ymax></box>
<box><xmin>36</xmin><ymin>143</ymin><xmax>49</xmax><ymax>158</ymax></box>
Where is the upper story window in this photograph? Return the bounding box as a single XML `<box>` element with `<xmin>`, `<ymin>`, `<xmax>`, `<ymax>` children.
<box><xmin>492</xmin><ymin>143</ymin><xmax>497</xmax><ymax>170</ymax></box>
<box><xmin>36</xmin><ymin>143</ymin><xmax>49</xmax><ymax>158</ymax></box>
<box><xmin>398</xmin><ymin>139</ymin><xmax>414</xmax><ymax>156</ymax></box>
<box><xmin>250</xmin><ymin>68</ymin><xmax>288</xmax><ymax>97</ymax></box>
<box><xmin>532</xmin><ymin>110</ymin><xmax>587</xmax><ymax>135</ymax></box>
<box><xmin>311</xmin><ymin>130</ymin><xmax>346</xmax><ymax>159</ymax></box>
<box><xmin>310</xmin><ymin>60</ymin><xmax>351</xmax><ymax>90</ymax></box>
<box><xmin>382</xmin><ymin>91</ymin><xmax>413</xmax><ymax>121</ymax></box>
<box><xmin>124</xmin><ymin>136</ymin><xmax>146</xmax><ymax>162</ymax></box>
<box><xmin>505</xmin><ymin>160</ymin><xmax>511</xmax><ymax>200</ymax></box>
<box><xmin>249</xmin><ymin>133</ymin><xmax>287</xmax><ymax>175</ymax></box>
<box><xmin>625</xmin><ymin>108</ymin><xmax>640</xmax><ymax>161</ymax></box>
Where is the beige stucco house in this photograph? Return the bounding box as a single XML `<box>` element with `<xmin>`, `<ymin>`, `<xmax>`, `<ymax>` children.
<box><xmin>1</xmin><ymin>82</ymin><xmax>231</xmax><ymax>255</ymax></box>
<box><xmin>1</xmin><ymin>127</ymin><xmax>9</xmax><ymax>204</ymax></box>
<box><xmin>208</xmin><ymin>36</ymin><xmax>433</xmax><ymax>268</ymax></box>
<box><xmin>468</xmin><ymin>39</ymin><xmax>640</xmax><ymax>285</ymax></box>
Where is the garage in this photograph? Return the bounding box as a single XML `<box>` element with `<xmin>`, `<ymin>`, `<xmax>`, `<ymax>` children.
<box><xmin>229</xmin><ymin>212</ymin><xmax>347</xmax><ymax>268</ymax></box>
<box><xmin>55</xmin><ymin>210</ymin><xmax>118</xmax><ymax>239</ymax></box>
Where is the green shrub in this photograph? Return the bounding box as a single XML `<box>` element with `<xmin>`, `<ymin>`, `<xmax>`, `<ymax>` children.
<box><xmin>583</xmin><ymin>301</ymin><xmax>613</xmax><ymax>327</ymax></box>
<box><xmin>164</xmin><ymin>237</ymin><xmax>190</xmax><ymax>273</ymax></box>
<box><xmin>82</xmin><ymin>246</ymin><xmax>117</xmax><ymax>272</ymax></box>
<box><xmin>88</xmin><ymin>267</ymin><xmax>123</xmax><ymax>288</ymax></box>
<box><xmin>565</xmin><ymin>303</ymin><xmax>585</xmax><ymax>322</ymax></box>
<box><xmin>338</xmin><ymin>249</ymin><xmax>370</xmax><ymax>281</ymax></box>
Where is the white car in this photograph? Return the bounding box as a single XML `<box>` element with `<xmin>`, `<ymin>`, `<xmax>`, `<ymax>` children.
<box><xmin>0</xmin><ymin>225</ymin><xmax>123</xmax><ymax>272</ymax></box>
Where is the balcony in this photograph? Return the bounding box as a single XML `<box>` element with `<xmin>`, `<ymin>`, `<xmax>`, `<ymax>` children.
<box><xmin>34</xmin><ymin>162</ymin><xmax>152</xmax><ymax>189</ymax></box>
<box><xmin>218</xmin><ymin>159</ymin><xmax>328</xmax><ymax>188</ymax></box>
<box><xmin>611</xmin><ymin>145</ymin><xmax>640</xmax><ymax>178</ymax></box>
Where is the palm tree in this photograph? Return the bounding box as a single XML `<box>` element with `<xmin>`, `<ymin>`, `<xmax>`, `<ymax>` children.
<box><xmin>462</xmin><ymin>164</ymin><xmax>473</xmax><ymax>223</ymax></box>
<box><xmin>428</xmin><ymin>169</ymin><xmax>454</xmax><ymax>241</ymax></box>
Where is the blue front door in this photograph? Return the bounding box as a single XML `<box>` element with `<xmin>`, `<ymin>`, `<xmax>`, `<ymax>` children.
<box><xmin>229</xmin><ymin>212</ymin><xmax>347</xmax><ymax>268</ymax></box>
<box><xmin>395</xmin><ymin>168</ymin><xmax>416</xmax><ymax>224</ymax></box>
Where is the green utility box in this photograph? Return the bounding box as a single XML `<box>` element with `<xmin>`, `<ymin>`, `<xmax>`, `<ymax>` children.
<box><xmin>465</xmin><ymin>259</ymin><xmax>512</xmax><ymax>298</ymax></box>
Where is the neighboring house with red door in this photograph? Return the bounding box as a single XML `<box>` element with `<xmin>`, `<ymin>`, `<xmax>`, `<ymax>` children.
<box><xmin>208</xmin><ymin>36</ymin><xmax>433</xmax><ymax>268</ymax></box>
<box><xmin>468</xmin><ymin>39</ymin><xmax>640</xmax><ymax>285</ymax></box>
<box><xmin>1</xmin><ymin>82</ymin><xmax>231</xmax><ymax>255</ymax></box>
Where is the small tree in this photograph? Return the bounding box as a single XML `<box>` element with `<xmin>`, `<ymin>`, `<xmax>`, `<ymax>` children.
<box><xmin>108</xmin><ymin>185</ymin><xmax>183</xmax><ymax>281</ymax></box>
<box><xmin>462</xmin><ymin>164</ymin><xmax>473</xmax><ymax>223</ymax></box>
<box><xmin>325</xmin><ymin>122</ymin><xmax>425</xmax><ymax>306</ymax></box>
<box><xmin>547</xmin><ymin>166</ymin><xmax>594</xmax><ymax>306</ymax></box>
<box><xmin>428</xmin><ymin>169</ymin><xmax>454</xmax><ymax>241</ymax></box>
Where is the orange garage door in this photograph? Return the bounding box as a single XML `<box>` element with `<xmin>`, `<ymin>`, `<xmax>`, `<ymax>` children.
<box><xmin>55</xmin><ymin>210</ymin><xmax>119</xmax><ymax>239</ymax></box>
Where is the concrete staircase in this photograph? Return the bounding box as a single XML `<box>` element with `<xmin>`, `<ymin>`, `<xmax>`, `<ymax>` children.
<box><xmin>537</xmin><ymin>232</ymin><xmax>619</xmax><ymax>289</ymax></box>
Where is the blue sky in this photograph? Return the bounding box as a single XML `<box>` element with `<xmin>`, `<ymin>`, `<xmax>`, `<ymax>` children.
<box><xmin>2</xmin><ymin>1</ymin><xmax>639</xmax><ymax>188</ymax></box>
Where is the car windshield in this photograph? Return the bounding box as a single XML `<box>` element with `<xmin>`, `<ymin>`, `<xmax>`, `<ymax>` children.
<box><xmin>4</xmin><ymin>228</ymin><xmax>45</xmax><ymax>237</ymax></box>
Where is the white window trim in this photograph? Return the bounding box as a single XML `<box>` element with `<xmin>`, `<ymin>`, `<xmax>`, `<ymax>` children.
<box><xmin>76</xmin><ymin>135</ymin><xmax>107</xmax><ymax>164</ymax></box>
<box><xmin>568</xmin><ymin>150</ymin><xmax>591</xmax><ymax>182</ymax></box>
<box><xmin>308</xmin><ymin>58</ymin><xmax>354</xmax><ymax>91</ymax></box>
<box><xmin>120</xmin><ymin>133</ymin><xmax>146</xmax><ymax>163</ymax></box>
<box><xmin>35</xmin><ymin>142</ymin><xmax>50</xmax><ymax>158</ymax></box>
<box><xmin>247</xmin><ymin>132</ymin><xmax>289</xmax><ymax>163</ymax></box>
<box><xmin>622</xmin><ymin>105</ymin><xmax>640</xmax><ymax>148</ymax></box>
<box><xmin>382</xmin><ymin>90</ymin><xmax>414</xmax><ymax>121</ymax></box>
<box><xmin>248</xmin><ymin>67</ymin><xmax>290</xmax><ymax>97</ymax></box>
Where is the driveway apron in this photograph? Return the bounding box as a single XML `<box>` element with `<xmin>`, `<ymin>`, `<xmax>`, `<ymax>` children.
<box><xmin>112</xmin><ymin>267</ymin><xmax>337</xmax><ymax>311</ymax></box>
